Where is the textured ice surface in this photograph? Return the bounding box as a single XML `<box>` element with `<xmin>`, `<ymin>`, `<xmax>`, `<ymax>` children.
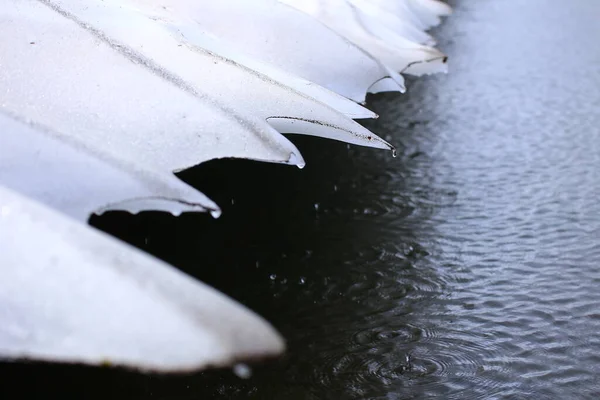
<box><xmin>0</xmin><ymin>186</ymin><xmax>284</xmax><ymax>371</ymax></box>
<box><xmin>0</xmin><ymin>111</ymin><xmax>220</xmax><ymax>220</ymax></box>
<box><xmin>141</xmin><ymin>0</ymin><xmax>405</xmax><ymax>102</ymax></box>
<box><xmin>1</xmin><ymin>0</ymin><xmax>305</xmax><ymax>174</ymax></box>
<box><xmin>279</xmin><ymin>0</ymin><xmax>448</xmax><ymax>75</ymax></box>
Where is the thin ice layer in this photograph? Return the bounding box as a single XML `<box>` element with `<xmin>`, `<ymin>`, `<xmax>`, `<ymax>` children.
<box><xmin>348</xmin><ymin>0</ymin><xmax>436</xmax><ymax>45</ymax></box>
<box><xmin>130</xmin><ymin>0</ymin><xmax>405</xmax><ymax>103</ymax></box>
<box><xmin>45</xmin><ymin>0</ymin><xmax>393</xmax><ymax>150</ymax></box>
<box><xmin>0</xmin><ymin>185</ymin><xmax>284</xmax><ymax>372</ymax></box>
<box><xmin>1</xmin><ymin>0</ymin><xmax>305</xmax><ymax>176</ymax></box>
<box><xmin>405</xmin><ymin>0</ymin><xmax>452</xmax><ymax>29</ymax></box>
<box><xmin>0</xmin><ymin>110</ymin><xmax>220</xmax><ymax>221</ymax></box>
<box><xmin>366</xmin><ymin>0</ymin><xmax>452</xmax><ymax>30</ymax></box>
<box><xmin>280</xmin><ymin>0</ymin><xmax>448</xmax><ymax>75</ymax></box>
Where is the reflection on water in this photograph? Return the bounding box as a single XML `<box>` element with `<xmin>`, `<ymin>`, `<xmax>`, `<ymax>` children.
<box><xmin>3</xmin><ymin>0</ymin><xmax>600</xmax><ymax>398</ymax></box>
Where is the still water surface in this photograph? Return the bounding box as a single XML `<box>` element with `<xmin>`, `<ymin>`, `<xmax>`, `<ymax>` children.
<box><xmin>4</xmin><ymin>0</ymin><xmax>600</xmax><ymax>398</ymax></box>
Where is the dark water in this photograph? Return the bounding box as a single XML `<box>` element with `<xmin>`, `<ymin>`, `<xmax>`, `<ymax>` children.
<box><xmin>3</xmin><ymin>0</ymin><xmax>600</xmax><ymax>398</ymax></box>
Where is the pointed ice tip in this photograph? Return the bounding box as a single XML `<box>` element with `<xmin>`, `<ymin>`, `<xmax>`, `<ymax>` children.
<box><xmin>347</xmin><ymin>108</ymin><xmax>378</xmax><ymax>120</ymax></box>
<box><xmin>382</xmin><ymin>66</ymin><xmax>407</xmax><ymax>93</ymax></box>
<box><xmin>368</xmin><ymin>76</ymin><xmax>406</xmax><ymax>95</ymax></box>
<box><xmin>361</xmin><ymin>130</ymin><xmax>396</xmax><ymax>151</ymax></box>
<box><xmin>431</xmin><ymin>0</ymin><xmax>453</xmax><ymax>16</ymax></box>
<box><xmin>288</xmin><ymin>151</ymin><xmax>306</xmax><ymax>169</ymax></box>
<box><xmin>379</xmin><ymin>138</ymin><xmax>396</xmax><ymax>152</ymax></box>
<box><xmin>403</xmin><ymin>53</ymin><xmax>449</xmax><ymax>76</ymax></box>
<box><xmin>210</xmin><ymin>208</ymin><xmax>222</xmax><ymax>219</ymax></box>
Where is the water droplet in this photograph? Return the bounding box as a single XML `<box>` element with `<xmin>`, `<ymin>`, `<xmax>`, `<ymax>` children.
<box><xmin>231</xmin><ymin>198</ymin><xmax>235</xmax><ymax>205</ymax></box>
<box><xmin>210</xmin><ymin>209</ymin><xmax>222</xmax><ymax>219</ymax></box>
<box><xmin>233</xmin><ymin>364</ymin><xmax>252</xmax><ymax>379</ymax></box>
<box><xmin>392</xmin><ymin>148</ymin><xmax>398</xmax><ymax>158</ymax></box>
<box><xmin>255</xmin><ymin>261</ymin><xmax>260</xmax><ymax>268</ymax></box>
<box><xmin>299</xmin><ymin>277</ymin><xmax>306</xmax><ymax>285</ymax></box>
<box><xmin>314</xmin><ymin>203</ymin><xmax>320</xmax><ymax>211</ymax></box>
<box><xmin>269</xmin><ymin>274</ymin><xmax>277</xmax><ymax>281</ymax></box>
<box><xmin>333</xmin><ymin>185</ymin><xmax>338</xmax><ymax>192</ymax></box>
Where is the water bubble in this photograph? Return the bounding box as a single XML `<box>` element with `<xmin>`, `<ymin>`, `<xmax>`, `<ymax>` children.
<box><xmin>233</xmin><ymin>364</ymin><xmax>252</xmax><ymax>379</ymax></box>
